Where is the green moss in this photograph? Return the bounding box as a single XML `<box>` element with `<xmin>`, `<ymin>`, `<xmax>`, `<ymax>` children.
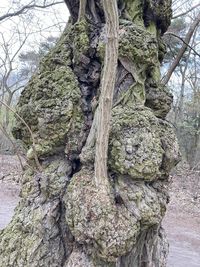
<box><xmin>40</xmin><ymin>25</ymin><xmax>73</xmax><ymax>72</ymax></box>
<box><xmin>146</xmin><ymin>21</ymin><xmax>157</xmax><ymax>36</ymax></box>
<box><xmin>98</xmin><ymin>23</ymin><xmax>159</xmax><ymax>109</ymax></box>
<box><xmin>144</xmin><ymin>0</ymin><xmax>172</xmax><ymax>33</ymax></box>
<box><xmin>115</xmin><ymin>80</ymin><xmax>146</xmax><ymax>107</ymax></box>
<box><xmin>97</xmin><ymin>39</ymin><xmax>105</xmax><ymax>62</ymax></box>
<box><xmin>124</xmin><ymin>0</ymin><xmax>144</xmax><ymax>25</ymax></box>
<box><xmin>12</xmin><ymin>20</ymin><xmax>91</xmax><ymax>159</ymax></box>
<box><xmin>119</xmin><ymin>24</ymin><xmax>158</xmax><ymax>65</ymax></box>
<box><xmin>71</xmin><ymin>19</ymin><xmax>90</xmax><ymax>63</ymax></box>
<box><xmin>13</xmin><ymin>65</ymin><xmax>84</xmax><ymax>159</ymax></box>
<box><xmin>116</xmin><ymin>176</ymin><xmax>167</xmax><ymax>228</ymax></box>
<box><xmin>65</xmin><ymin>169</ymin><xmax>140</xmax><ymax>262</ymax></box>
<box><xmin>109</xmin><ymin>106</ymin><xmax>164</xmax><ymax>181</ymax></box>
<box><xmin>145</xmin><ymin>75</ymin><xmax>173</xmax><ymax>119</ymax></box>
<box><xmin>157</xmin><ymin>35</ymin><xmax>167</xmax><ymax>62</ymax></box>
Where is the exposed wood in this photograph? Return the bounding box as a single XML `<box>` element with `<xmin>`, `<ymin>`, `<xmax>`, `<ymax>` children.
<box><xmin>94</xmin><ymin>0</ymin><xmax>119</xmax><ymax>188</ymax></box>
<box><xmin>78</xmin><ymin>0</ymin><xmax>87</xmax><ymax>22</ymax></box>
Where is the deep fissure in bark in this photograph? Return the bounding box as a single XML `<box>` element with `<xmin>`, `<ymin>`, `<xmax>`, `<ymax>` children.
<box><xmin>0</xmin><ymin>0</ymin><xmax>180</xmax><ymax>266</ymax></box>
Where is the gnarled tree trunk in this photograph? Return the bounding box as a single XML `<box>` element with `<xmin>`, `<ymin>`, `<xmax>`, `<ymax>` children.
<box><xmin>0</xmin><ymin>1</ymin><xmax>180</xmax><ymax>266</ymax></box>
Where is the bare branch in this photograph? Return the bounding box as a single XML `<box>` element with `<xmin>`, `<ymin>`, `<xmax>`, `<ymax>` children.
<box><xmin>0</xmin><ymin>1</ymin><xmax>64</xmax><ymax>22</ymax></box>
<box><xmin>78</xmin><ymin>0</ymin><xmax>87</xmax><ymax>22</ymax></box>
<box><xmin>173</xmin><ymin>3</ymin><xmax>200</xmax><ymax>19</ymax></box>
<box><xmin>0</xmin><ymin>100</ymin><xmax>42</xmax><ymax>171</ymax></box>
<box><xmin>165</xmin><ymin>32</ymin><xmax>200</xmax><ymax>57</ymax></box>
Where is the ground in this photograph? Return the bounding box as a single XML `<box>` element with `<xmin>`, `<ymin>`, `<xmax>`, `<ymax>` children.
<box><xmin>0</xmin><ymin>155</ymin><xmax>200</xmax><ymax>267</ymax></box>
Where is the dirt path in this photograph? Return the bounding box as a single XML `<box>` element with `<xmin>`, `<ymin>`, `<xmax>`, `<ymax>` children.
<box><xmin>163</xmin><ymin>209</ymin><xmax>200</xmax><ymax>267</ymax></box>
<box><xmin>0</xmin><ymin>155</ymin><xmax>21</xmax><ymax>229</ymax></box>
<box><xmin>0</xmin><ymin>182</ymin><xmax>19</xmax><ymax>229</ymax></box>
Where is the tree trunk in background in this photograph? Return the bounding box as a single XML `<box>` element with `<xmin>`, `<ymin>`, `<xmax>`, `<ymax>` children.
<box><xmin>4</xmin><ymin>91</ymin><xmax>13</xmax><ymax>128</ymax></box>
<box><xmin>163</xmin><ymin>12</ymin><xmax>200</xmax><ymax>85</ymax></box>
<box><xmin>0</xmin><ymin>1</ymin><xmax>180</xmax><ymax>266</ymax></box>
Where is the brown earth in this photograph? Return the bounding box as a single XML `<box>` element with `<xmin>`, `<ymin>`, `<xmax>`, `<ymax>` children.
<box><xmin>0</xmin><ymin>155</ymin><xmax>200</xmax><ymax>266</ymax></box>
<box><xmin>163</xmin><ymin>165</ymin><xmax>200</xmax><ymax>267</ymax></box>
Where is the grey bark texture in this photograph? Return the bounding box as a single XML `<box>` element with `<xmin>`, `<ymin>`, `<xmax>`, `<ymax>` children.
<box><xmin>0</xmin><ymin>0</ymin><xmax>181</xmax><ymax>266</ymax></box>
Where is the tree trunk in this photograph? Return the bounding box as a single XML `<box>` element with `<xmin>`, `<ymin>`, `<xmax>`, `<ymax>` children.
<box><xmin>0</xmin><ymin>1</ymin><xmax>180</xmax><ymax>266</ymax></box>
<box><xmin>4</xmin><ymin>91</ymin><xmax>13</xmax><ymax>128</ymax></box>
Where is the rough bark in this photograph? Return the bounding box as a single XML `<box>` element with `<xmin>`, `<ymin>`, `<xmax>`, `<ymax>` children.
<box><xmin>0</xmin><ymin>0</ymin><xmax>180</xmax><ymax>266</ymax></box>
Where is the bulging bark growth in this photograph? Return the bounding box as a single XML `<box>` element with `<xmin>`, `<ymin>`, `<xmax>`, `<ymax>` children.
<box><xmin>0</xmin><ymin>0</ymin><xmax>180</xmax><ymax>266</ymax></box>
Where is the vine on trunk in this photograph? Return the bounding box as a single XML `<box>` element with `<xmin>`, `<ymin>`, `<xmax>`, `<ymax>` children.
<box><xmin>94</xmin><ymin>0</ymin><xmax>119</xmax><ymax>190</ymax></box>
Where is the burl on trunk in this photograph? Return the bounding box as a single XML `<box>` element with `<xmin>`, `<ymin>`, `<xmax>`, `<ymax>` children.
<box><xmin>0</xmin><ymin>0</ymin><xmax>180</xmax><ymax>266</ymax></box>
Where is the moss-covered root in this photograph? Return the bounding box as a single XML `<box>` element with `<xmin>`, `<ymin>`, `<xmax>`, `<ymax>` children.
<box><xmin>64</xmin><ymin>167</ymin><xmax>171</xmax><ymax>265</ymax></box>
<box><xmin>64</xmin><ymin>169</ymin><xmax>139</xmax><ymax>262</ymax></box>
<box><xmin>0</xmin><ymin>159</ymin><xmax>73</xmax><ymax>267</ymax></box>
